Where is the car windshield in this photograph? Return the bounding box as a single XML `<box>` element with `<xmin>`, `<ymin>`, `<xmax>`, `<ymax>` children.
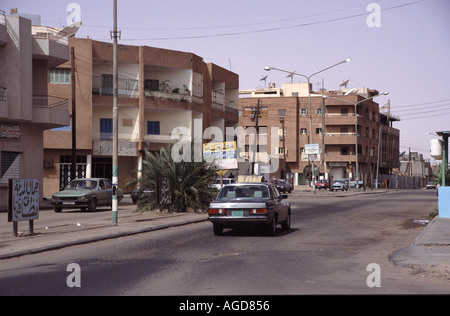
<box><xmin>217</xmin><ymin>185</ymin><xmax>270</xmax><ymax>200</ymax></box>
<box><xmin>66</xmin><ymin>180</ymin><xmax>98</xmax><ymax>190</ymax></box>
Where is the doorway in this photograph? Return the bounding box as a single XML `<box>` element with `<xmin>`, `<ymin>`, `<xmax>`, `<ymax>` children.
<box><xmin>92</xmin><ymin>157</ymin><xmax>112</xmax><ymax>180</ymax></box>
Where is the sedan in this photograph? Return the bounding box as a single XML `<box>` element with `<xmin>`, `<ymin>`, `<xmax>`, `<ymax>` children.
<box><xmin>51</xmin><ymin>178</ymin><xmax>123</xmax><ymax>212</ymax></box>
<box><xmin>208</xmin><ymin>183</ymin><xmax>291</xmax><ymax>236</ymax></box>
<box><xmin>272</xmin><ymin>179</ymin><xmax>293</xmax><ymax>193</ymax></box>
<box><xmin>315</xmin><ymin>179</ymin><xmax>329</xmax><ymax>190</ymax></box>
<box><xmin>332</xmin><ymin>179</ymin><xmax>349</xmax><ymax>191</ymax></box>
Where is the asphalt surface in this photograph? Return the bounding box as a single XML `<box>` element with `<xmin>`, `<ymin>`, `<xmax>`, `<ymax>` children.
<box><xmin>1</xmin><ymin>187</ymin><xmax>449</xmax><ymax>278</ymax></box>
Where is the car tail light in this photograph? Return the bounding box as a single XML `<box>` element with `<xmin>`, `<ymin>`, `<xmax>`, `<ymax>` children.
<box><xmin>249</xmin><ymin>208</ymin><xmax>268</xmax><ymax>214</ymax></box>
<box><xmin>208</xmin><ymin>208</ymin><xmax>226</xmax><ymax>215</ymax></box>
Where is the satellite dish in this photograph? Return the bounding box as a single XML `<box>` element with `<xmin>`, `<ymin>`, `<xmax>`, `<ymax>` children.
<box><xmin>56</xmin><ymin>21</ymin><xmax>82</xmax><ymax>38</ymax></box>
<box><xmin>340</xmin><ymin>79</ymin><xmax>350</xmax><ymax>89</ymax></box>
<box><xmin>260</xmin><ymin>75</ymin><xmax>268</xmax><ymax>81</ymax></box>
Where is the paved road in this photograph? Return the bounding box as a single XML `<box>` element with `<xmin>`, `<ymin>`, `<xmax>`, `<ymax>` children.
<box><xmin>0</xmin><ymin>189</ymin><xmax>448</xmax><ymax>296</ymax></box>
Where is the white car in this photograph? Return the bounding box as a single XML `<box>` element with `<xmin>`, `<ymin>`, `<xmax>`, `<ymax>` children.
<box><xmin>332</xmin><ymin>179</ymin><xmax>349</xmax><ymax>191</ymax></box>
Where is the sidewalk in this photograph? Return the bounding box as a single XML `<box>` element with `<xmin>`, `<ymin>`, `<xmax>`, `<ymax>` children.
<box><xmin>389</xmin><ymin>217</ymin><xmax>450</xmax><ymax>273</ymax></box>
<box><xmin>0</xmin><ymin>210</ymin><xmax>208</xmax><ymax>260</ymax></box>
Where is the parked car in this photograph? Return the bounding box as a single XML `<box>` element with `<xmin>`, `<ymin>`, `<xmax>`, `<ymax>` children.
<box><xmin>272</xmin><ymin>179</ymin><xmax>293</xmax><ymax>193</ymax></box>
<box><xmin>332</xmin><ymin>179</ymin><xmax>349</xmax><ymax>191</ymax></box>
<box><xmin>211</xmin><ymin>177</ymin><xmax>237</xmax><ymax>191</ymax></box>
<box><xmin>315</xmin><ymin>179</ymin><xmax>329</xmax><ymax>190</ymax></box>
<box><xmin>208</xmin><ymin>183</ymin><xmax>291</xmax><ymax>236</ymax></box>
<box><xmin>51</xmin><ymin>178</ymin><xmax>123</xmax><ymax>212</ymax></box>
<box><xmin>349</xmin><ymin>180</ymin><xmax>364</xmax><ymax>188</ymax></box>
<box><xmin>426</xmin><ymin>182</ymin><xmax>436</xmax><ymax>190</ymax></box>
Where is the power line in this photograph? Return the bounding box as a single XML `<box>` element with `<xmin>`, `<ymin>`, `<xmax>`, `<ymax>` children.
<box><xmin>96</xmin><ymin>0</ymin><xmax>427</xmax><ymax>41</ymax></box>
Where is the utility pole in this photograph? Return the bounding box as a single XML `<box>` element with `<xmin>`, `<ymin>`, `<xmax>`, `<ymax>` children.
<box><xmin>251</xmin><ymin>99</ymin><xmax>261</xmax><ymax>175</ymax></box>
<box><xmin>111</xmin><ymin>0</ymin><xmax>120</xmax><ymax>224</ymax></box>
<box><xmin>71</xmin><ymin>46</ymin><xmax>77</xmax><ymax>181</ymax></box>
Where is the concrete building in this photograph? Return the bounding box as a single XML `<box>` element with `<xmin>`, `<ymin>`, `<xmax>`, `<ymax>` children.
<box><xmin>239</xmin><ymin>83</ymin><xmax>400</xmax><ymax>186</ymax></box>
<box><xmin>43</xmin><ymin>38</ymin><xmax>239</xmax><ymax>196</ymax></box>
<box><xmin>0</xmin><ymin>12</ymin><xmax>70</xmax><ymax>209</ymax></box>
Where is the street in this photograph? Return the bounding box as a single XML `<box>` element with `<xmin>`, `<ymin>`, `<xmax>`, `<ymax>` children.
<box><xmin>0</xmin><ymin>189</ymin><xmax>448</xmax><ymax>296</ymax></box>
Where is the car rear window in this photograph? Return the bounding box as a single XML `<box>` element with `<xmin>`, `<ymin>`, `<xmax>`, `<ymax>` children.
<box><xmin>217</xmin><ymin>185</ymin><xmax>270</xmax><ymax>200</ymax></box>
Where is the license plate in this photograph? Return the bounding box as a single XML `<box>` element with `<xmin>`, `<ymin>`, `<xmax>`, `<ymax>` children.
<box><xmin>63</xmin><ymin>201</ymin><xmax>75</xmax><ymax>205</ymax></box>
<box><xmin>231</xmin><ymin>210</ymin><xmax>244</xmax><ymax>217</ymax></box>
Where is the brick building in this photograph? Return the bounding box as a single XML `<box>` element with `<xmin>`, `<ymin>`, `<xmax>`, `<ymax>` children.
<box><xmin>43</xmin><ymin>38</ymin><xmax>239</xmax><ymax>196</ymax></box>
<box><xmin>239</xmin><ymin>83</ymin><xmax>399</xmax><ymax>186</ymax></box>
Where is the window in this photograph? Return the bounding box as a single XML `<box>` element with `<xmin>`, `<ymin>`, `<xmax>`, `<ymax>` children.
<box><xmin>144</xmin><ymin>79</ymin><xmax>159</xmax><ymax>91</ymax></box>
<box><xmin>316</xmin><ymin>108</ymin><xmax>322</xmax><ymax>115</ymax></box>
<box><xmin>100</xmin><ymin>118</ymin><xmax>113</xmax><ymax>140</ymax></box>
<box><xmin>316</xmin><ymin>128</ymin><xmax>322</xmax><ymax>134</ymax></box>
<box><xmin>340</xmin><ymin>147</ymin><xmax>350</xmax><ymax>155</ymax></box>
<box><xmin>192</xmin><ymin>72</ymin><xmax>204</xmax><ymax>98</ymax></box>
<box><xmin>1</xmin><ymin>151</ymin><xmax>22</xmax><ymax>184</ymax></box>
<box><xmin>147</xmin><ymin>121</ymin><xmax>160</xmax><ymax>135</ymax></box>
<box><xmin>300</xmin><ymin>128</ymin><xmax>307</xmax><ymax>135</ymax></box>
<box><xmin>341</xmin><ymin>108</ymin><xmax>348</xmax><ymax>116</ymax></box>
<box><xmin>300</xmin><ymin>109</ymin><xmax>307</xmax><ymax>116</ymax></box>
<box><xmin>101</xmin><ymin>74</ymin><xmax>113</xmax><ymax>95</ymax></box>
<box><xmin>49</xmin><ymin>68</ymin><xmax>71</xmax><ymax>84</ymax></box>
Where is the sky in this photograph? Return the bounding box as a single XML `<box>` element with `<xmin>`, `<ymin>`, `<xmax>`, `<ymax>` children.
<box><xmin>3</xmin><ymin>0</ymin><xmax>450</xmax><ymax>163</ymax></box>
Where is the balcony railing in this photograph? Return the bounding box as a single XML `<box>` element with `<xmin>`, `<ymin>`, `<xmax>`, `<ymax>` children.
<box><xmin>92</xmin><ymin>76</ymin><xmax>139</xmax><ymax>98</ymax></box>
<box><xmin>32</xmin><ymin>32</ymin><xmax>68</xmax><ymax>45</ymax></box>
<box><xmin>33</xmin><ymin>95</ymin><xmax>68</xmax><ymax>109</ymax></box>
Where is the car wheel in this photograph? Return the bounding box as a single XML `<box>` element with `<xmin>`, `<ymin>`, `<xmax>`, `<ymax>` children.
<box><xmin>213</xmin><ymin>223</ymin><xmax>223</xmax><ymax>236</ymax></box>
<box><xmin>281</xmin><ymin>211</ymin><xmax>291</xmax><ymax>231</ymax></box>
<box><xmin>54</xmin><ymin>207</ymin><xmax>62</xmax><ymax>213</ymax></box>
<box><xmin>267</xmin><ymin>217</ymin><xmax>277</xmax><ymax>236</ymax></box>
<box><xmin>88</xmin><ymin>198</ymin><xmax>97</xmax><ymax>212</ymax></box>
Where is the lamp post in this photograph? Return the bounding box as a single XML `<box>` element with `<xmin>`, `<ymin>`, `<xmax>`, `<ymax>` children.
<box><xmin>323</xmin><ymin>92</ymin><xmax>389</xmax><ymax>190</ymax></box>
<box><xmin>265</xmin><ymin>59</ymin><xmax>351</xmax><ymax>193</ymax></box>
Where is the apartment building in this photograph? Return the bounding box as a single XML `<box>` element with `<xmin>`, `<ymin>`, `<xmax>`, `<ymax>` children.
<box><xmin>239</xmin><ymin>83</ymin><xmax>400</xmax><ymax>186</ymax></box>
<box><xmin>0</xmin><ymin>12</ymin><xmax>70</xmax><ymax>209</ymax></box>
<box><xmin>43</xmin><ymin>38</ymin><xmax>239</xmax><ymax>196</ymax></box>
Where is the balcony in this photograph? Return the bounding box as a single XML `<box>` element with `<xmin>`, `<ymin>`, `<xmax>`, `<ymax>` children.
<box><xmin>324</xmin><ymin>133</ymin><xmax>357</xmax><ymax>145</ymax></box>
<box><xmin>32</xmin><ymin>33</ymin><xmax>68</xmax><ymax>68</ymax></box>
<box><xmin>325</xmin><ymin>113</ymin><xmax>360</xmax><ymax>125</ymax></box>
<box><xmin>92</xmin><ymin>76</ymin><xmax>139</xmax><ymax>98</ymax></box>
<box><xmin>32</xmin><ymin>95</ymin><xmax>70</xmax><ymax>128</ymax></box>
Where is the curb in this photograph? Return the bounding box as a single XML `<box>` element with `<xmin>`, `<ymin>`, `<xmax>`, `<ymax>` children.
<box><xmin>412</xmin><ymin>216</ymin><xmax>438</xmax><ymax>246</ymax></box>
<box><xmin>0</xmin><ymin>215</ymin><xmax>208</xmax><ymax>260</ymax></box>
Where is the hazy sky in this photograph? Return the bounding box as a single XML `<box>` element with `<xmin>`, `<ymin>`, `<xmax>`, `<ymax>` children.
<box><xmin>3</xmin><ymin>0</ymin><xmax>449</xmax><ymax>162</ymax></box>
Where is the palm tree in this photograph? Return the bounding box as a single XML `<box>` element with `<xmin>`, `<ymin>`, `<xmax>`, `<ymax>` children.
<box><xmin>434</xmin><ymin>164</ymin><xmax>450</xmax><ymax>186</ymax></box>
<box><xmin>128</xmin><ymin>143</ymin><xmax>219</xmax><ymax>213</ymax></box>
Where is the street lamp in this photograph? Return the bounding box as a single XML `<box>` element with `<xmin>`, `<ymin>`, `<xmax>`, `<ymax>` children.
<box><xmin>323</xmin><ymin>91</ymin><xmax>389</xmax><ymax>190</ymax></box>
<box><xmin>265</xmin><ymin>58</ymin><xmax>351</xmax><ymax>193</ymax></box>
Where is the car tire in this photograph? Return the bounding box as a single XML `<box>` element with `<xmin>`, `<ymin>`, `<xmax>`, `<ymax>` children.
<box><xmin>88</xmin><ymin>198</ymin><xmax>97</xmax><ymax>212</ymax></box>
<box><xmin>213</xmin><ymin>223</ymin><xmax>223</xmax><ymax>236</ymax></box>
<box><xmin>267</xmin><ymin>217</ymin><xmax>277</xmax><ymax>236</ymax></box>
<box><xmin>54</xmin><ymin>207</ymin><xmax>62</xmax><ymax>213</ymax></box>
<box><xmin>281</xmin><ymin>211</ymin><xmax>291</xmax><ymax>231</ymax></box>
